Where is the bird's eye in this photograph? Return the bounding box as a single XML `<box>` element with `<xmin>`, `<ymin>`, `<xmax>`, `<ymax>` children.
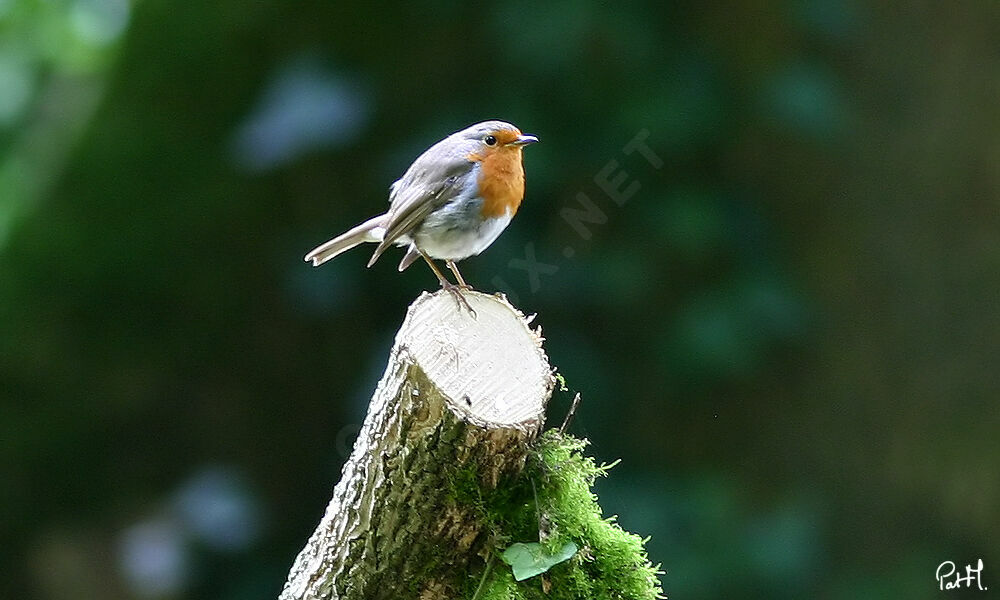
<box><xmin>484</xmin><ymin>135</ymin><xmax>497</xmax><ymax>146</ymax></box>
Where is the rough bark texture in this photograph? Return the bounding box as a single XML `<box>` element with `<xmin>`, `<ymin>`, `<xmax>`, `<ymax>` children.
<box><xmin>280</xmin><ymin>290</ymin><xmax>554</xmax><ymax>600</ymax></box>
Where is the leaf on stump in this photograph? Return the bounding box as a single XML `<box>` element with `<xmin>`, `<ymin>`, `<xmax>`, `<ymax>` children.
<box><xmin>501</xmin><ymin>541</ymin><xmax>579</xmax><ymax>582</ymax></box>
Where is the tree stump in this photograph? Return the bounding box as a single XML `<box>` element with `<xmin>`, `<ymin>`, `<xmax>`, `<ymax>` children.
<box><xmin>280</xmin><ymin>290</ymin><xmax>554</xmax><ymax>600</ymax></box>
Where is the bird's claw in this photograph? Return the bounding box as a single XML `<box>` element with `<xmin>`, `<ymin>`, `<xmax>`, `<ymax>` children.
<box><xmin>442</xmin><ymin>282</ymin><xmax>476</xmax><ymax>318</ymax></box>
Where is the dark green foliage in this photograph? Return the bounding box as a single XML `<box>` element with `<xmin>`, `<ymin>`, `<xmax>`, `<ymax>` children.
<box><xmin>3</xmin><ymin>1</ymin><xmax>999</xmax><ymax>598</ymax></box>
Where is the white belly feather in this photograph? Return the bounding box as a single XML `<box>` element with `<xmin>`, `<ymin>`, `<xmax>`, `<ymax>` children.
<box><xmin>414</xmin><ymin>208</ymin><xmax>512</xmax><ymax>260</ymax></box>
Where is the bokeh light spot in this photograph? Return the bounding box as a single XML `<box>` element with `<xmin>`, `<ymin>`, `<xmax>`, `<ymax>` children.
<box><xmin>230</xmin><ymin>54</ymin><xmax>372</xmax><ymax>172</ymax></box>
<box><xmin>118</xmin><ymin>518</ymin><xmax>189</xmax><ymax>598</ymax></box>
<box><xmin>0</xmin><ymin>53</ymin><xmax>34</xmax><ymax>125</ymax></box>
<box><xmin>70</xmin><ymin>0</ymin><xmax>131</xmax><ymax>46</ymax></box>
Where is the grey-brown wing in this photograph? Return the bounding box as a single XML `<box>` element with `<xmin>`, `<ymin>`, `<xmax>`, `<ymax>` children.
<box><xmin>366</xmin><ymin>170</ymin><xmax>465</xmax><ymax>267</ymax></box>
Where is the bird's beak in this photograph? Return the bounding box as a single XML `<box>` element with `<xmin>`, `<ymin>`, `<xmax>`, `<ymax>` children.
<box><xmin>508</xmin><ymin>134</ymin><xmax>539</xmax><ymax>147</ymax></box>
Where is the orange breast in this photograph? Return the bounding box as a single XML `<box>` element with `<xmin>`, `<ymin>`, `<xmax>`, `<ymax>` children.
<box><xmin>470</xmin><ymin>148</ymin><xmax>525</xmax><ymax>219</ymax></box>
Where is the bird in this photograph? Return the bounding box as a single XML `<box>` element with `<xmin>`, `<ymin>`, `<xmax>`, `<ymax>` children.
<box><xmin>304</xmin><ymin>120</ymin><xmax>538</xmax><ymax>310</ymax></box>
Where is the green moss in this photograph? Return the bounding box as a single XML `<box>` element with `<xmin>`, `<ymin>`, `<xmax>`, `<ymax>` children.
<box><xmin>451</xmin><ymin>430</ymin><xmax>664</xmax><ymax>600</ymax></box>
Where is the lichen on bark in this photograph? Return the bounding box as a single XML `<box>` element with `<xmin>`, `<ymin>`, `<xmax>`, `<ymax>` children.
<box><xmin>329</xmin><ymin>364</ymin><xmax>541</xmax><ymax>600</ymax></box>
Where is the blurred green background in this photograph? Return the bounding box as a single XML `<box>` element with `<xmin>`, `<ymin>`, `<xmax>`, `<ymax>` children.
<box><xmin>2</xmin><ymin>0</ymin><xmax>998</xmax><ymax>598</ymax></box>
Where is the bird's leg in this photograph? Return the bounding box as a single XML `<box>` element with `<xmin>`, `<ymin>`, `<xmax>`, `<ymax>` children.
<box><xmin>418</xmin><ymin>250</ymin><xmax>475</xmax><ymax>317</ymax></box>
<box><xmin>418</xmin><ymin>250</ymin><xmax>452</xmax><ymax>286</ymax></box>
<box><xmin>445</xmin><ymin>260</ymin><xmax>472</xmax><ymax>289</ymax></box>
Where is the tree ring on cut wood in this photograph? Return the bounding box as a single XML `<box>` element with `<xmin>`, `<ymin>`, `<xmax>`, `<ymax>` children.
<box><xmin>400</xmin><ymin>290</ymin><xmax>551</xmax><ymax>429</ymax></box>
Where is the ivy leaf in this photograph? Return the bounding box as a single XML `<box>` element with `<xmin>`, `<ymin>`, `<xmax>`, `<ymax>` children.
<box><xmin>501</xmin><ymin>541</ymin><xmax>579</xmax><ymax>581</ymax></box>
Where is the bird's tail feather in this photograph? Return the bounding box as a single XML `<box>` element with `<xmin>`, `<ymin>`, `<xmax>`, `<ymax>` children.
<box><xmin>304</xmin><ymin>214</ymin><xmax>387</xmax><ymax>267</ymax></box>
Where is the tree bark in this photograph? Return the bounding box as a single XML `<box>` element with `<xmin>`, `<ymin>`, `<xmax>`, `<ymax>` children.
<box><xmin>280</xmin><ymin>290</ymin><xmax>554</xmax><ymax>600</ymax></box>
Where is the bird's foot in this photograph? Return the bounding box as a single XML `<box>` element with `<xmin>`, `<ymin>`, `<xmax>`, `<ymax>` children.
<box><xmin>441</xmin><ymin>281</ymin><xmax>476</xmax><ymax>318</ymax></box>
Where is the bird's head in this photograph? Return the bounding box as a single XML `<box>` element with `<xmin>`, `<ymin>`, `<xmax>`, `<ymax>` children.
<box><xmin>460</xmin><ymin>120</ymin><xmax>538</xmax><ymax>160</ymax></box>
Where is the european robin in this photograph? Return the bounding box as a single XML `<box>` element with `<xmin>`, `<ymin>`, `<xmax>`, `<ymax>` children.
<box><xmin>304</xmin><ymin>120</ymin><xmax>538</xmax><ymax>309</ymax></box>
